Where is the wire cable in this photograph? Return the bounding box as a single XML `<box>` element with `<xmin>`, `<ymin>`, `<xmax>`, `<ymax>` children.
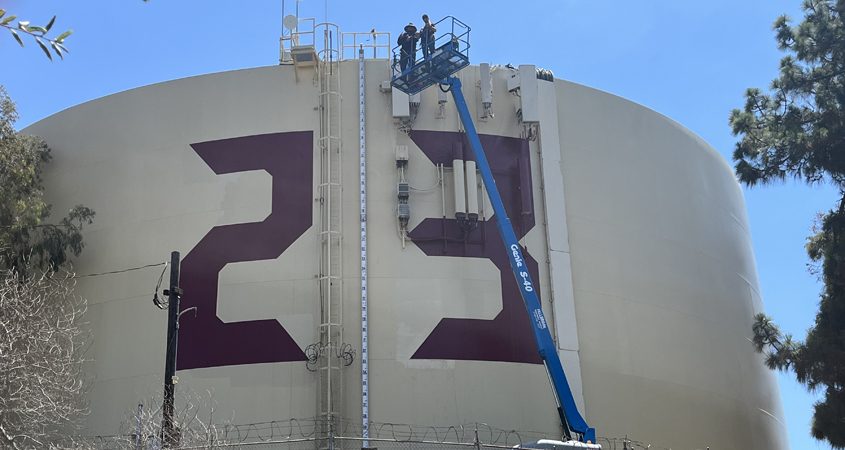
<box><xmin>0</xmin><ymin>223</ymin><xmax>77</xmax><ymax>229</ymax></box>
<box><xmin>152</xmin><ymin>261</ymin><xmax>170</xmax><ymax>309</ymax></box>
<box><xmin>408</xmin><ymin>162</ymin><xmax>443</xmax><ymax>191</ymax></box>
<box><xmin>72</xmin><ymin>262</ymin><xmax>166</xmax><ymax>279</ymax></box>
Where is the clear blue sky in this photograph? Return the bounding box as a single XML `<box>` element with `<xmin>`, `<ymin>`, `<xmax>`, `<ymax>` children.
<box><xmin>1</xmin><ymin>1</ymin><xmax>837</xmax><ymax>449</ymax></box>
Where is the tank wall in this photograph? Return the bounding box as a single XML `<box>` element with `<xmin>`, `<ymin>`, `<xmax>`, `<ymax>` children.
<box><xmin>26</xmin><ymin>66</ymin><xmax>323</xmax><ymax>433</ymax></box>
<box><xmin>347</xmin><ymin>61</ymin><xmax>564</xmax><ymax>432</ymax></box>
<box><xmin>555</xmin><ymin>81</ymin><xmax>787</xmax><ymax>449</ymax></box>
<box><xmin>24</xmin><ymin>61</ymin><xmax>788</xmax><ymax>450</ymax></box>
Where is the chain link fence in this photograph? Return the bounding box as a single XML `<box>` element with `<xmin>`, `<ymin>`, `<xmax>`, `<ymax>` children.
<box><xmin>68</xmin><ymin>419</ymin><xmax>672</xmax><ymax>450</ymax></box>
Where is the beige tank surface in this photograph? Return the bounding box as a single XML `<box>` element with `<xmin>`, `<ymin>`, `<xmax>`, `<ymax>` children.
<box><xmin>25</xmin><ymin>57</ymin><xmax>787</xmax><ymax>449</ymax></box>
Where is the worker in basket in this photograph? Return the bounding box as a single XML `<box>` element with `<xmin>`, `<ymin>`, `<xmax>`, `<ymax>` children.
<box><xmin>420</xmin><ymin>14</ymin><xmax>436</xmax><ymax>59</ymax></box>
<box><xmin>397</xmin><ymin>22</ymin><xmax>418</xmax><ymax>71</ymax></box>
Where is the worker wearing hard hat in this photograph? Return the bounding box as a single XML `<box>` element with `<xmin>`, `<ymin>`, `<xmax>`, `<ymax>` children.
<box><xmin>397</xmin><ymin>23</ymin><xmax>418</xmax><ymax>71</ymax></box>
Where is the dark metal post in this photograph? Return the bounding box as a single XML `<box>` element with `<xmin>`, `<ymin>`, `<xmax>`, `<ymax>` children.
<box><xmin>135</xmin><ymin>403</ymin><xmax>143</xmax><ymax>450</ymax></box>
<box><xmin>161</xmin><ymin>251</ymin><xmax>181</xmax><ymax>447</ymax></box>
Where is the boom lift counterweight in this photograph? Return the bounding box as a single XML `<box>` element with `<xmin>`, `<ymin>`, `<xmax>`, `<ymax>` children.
<box><xmin>390</xmin><ymin>16</ymin><xmax>597</xmax><ymax>445</ymax></box>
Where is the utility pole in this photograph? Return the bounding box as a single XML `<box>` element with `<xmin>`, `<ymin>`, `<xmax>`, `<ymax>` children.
<box><xmin>161</xmin><ymin>251</ymin><xmax>182</xmax><ymax>447</ymax></box>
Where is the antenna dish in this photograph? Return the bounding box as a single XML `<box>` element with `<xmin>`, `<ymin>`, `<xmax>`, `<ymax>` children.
<box><xmin>283</xmin><ymin>15</ymin><xmax>298</xmax><ymax>31</ymax></box>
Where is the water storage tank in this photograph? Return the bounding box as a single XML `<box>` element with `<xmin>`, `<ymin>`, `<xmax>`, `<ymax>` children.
<box><xmin>25</xmin><ymin>59</ymin><xmax>787</xmax><ymax>449</ymax></box>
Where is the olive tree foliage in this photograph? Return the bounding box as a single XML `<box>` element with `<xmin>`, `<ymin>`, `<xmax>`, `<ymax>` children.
<box><xmin>0</xmin><ymin>88</ymin><xmax>95</xmax><ymax>447</ymax></box>
<box><xmin>730</xmin><ymin>0</ymin><xmax>845</xmax><ymax>447</ymax></box>
<box><xmin>2</xmin><ymin>2</ymin><xmax>154</xmax><ymax>60</ymax></box>
<box><xmin>0</xmin><ymin>10</ymin><xmax>71</xmax><ymax>60</ymax></box>
<box><xmin>0</xmin><ymin>271</ymin><xmax>88</xmax><ymax>449</ymax></box>
<box><xmin>0</xmin><ymin>86</ymin><xmax>95</xmax><ymax>276</ymax></box>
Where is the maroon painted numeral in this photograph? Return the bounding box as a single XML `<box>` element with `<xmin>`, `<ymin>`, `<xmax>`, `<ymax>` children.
<box><xmin>408</xmin><ymin>130</ymin><xmax>542</xmax><ymax>364</ymax></box>
<box><xmin>177</xmin><ymin>132</ymin><xmax>313</xmax><ymax>370</ymax></box>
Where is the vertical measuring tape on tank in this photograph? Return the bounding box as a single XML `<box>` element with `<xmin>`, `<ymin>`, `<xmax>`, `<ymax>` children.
<box><xmin>358</xmin><ymin>47</ymin><xmax>370</xmax><ymax>448</ymax></box>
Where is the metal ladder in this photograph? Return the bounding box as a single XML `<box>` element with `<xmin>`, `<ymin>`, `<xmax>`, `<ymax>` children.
<box><xmin>316</xmin><ymin>22</ymin><xmax>344</xmax><ymax>442</ymax></box>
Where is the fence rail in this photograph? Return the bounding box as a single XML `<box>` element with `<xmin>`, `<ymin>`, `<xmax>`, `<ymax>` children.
<box><xmin>67</xmin><ymin>419</ymin><xmax>675</xmax><ymax>450</ymax></box>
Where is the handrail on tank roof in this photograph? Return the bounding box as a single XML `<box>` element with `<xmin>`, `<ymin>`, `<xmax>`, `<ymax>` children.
<box><xmin>281</xmin><ymin>16</ymin><xmax>393</xmax><ymax>63</ymax></box>
<box><xmin>280</xmin><ymin>17</ymin><xmax>317</xmax><ymax>64</ymax></box>
<box><xmin>280</xmin><ymin>19</ymin><xmax>342</xmax><ymax>64</ymax></box>
<box><xmin>341</xmin><ymin>31</ymin><xmax>392</xmax><ymax>60</ymax></box>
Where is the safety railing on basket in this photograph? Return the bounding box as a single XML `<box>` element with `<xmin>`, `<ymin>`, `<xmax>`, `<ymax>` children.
<box><xmin>391</xmin><ymin>15</ymin><xmax>471</xmax><ymax>82</ymax></box>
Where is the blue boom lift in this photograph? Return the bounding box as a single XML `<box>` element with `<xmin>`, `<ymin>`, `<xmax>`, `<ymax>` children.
<box><xmin>391</xmin><ymin>17</ymin><xmax>597</xmax><ymax>445</ymax></box>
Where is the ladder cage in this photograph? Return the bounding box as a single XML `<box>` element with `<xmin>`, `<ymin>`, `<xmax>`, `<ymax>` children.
<box><xmin>311</xmin><ymin>19</ymin><xmax>344</xmax><ymax>440</ymax></box>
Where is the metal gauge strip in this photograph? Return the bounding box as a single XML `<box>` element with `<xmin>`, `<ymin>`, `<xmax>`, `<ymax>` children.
<box><xmin>358</xmin><ymin>48</ymin><xmax>370</xmax><ymax>448</ymax></box>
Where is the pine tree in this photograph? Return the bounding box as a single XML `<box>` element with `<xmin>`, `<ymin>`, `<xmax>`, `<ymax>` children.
<box><xmin>730</xmin><ymin>1</ymin><xmax>845</xmax><ymax>447</ymax></box>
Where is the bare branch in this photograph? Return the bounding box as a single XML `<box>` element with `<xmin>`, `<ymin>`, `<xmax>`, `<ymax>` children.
<box><xmin>0</xmin><ymin>270</ymin><xmax>89</xmax><ymax>449</ymax></box>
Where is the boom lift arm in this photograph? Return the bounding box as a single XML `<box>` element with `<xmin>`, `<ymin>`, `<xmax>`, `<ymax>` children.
<box><xmin>390</xmin><ymin>17</ymin><xmax>597</xmax><ymax>444</ymax></box>
<box><xmin>446</xmin><ymin>77</ymin><xmax>596</xmax><ymax>444</ymax></box>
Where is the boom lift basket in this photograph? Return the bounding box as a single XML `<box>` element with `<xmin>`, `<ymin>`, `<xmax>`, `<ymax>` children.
<box><xmin>391</xmin><ymin>16</ymin><xmax>471</xmax><ymax>95</ymax></box>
